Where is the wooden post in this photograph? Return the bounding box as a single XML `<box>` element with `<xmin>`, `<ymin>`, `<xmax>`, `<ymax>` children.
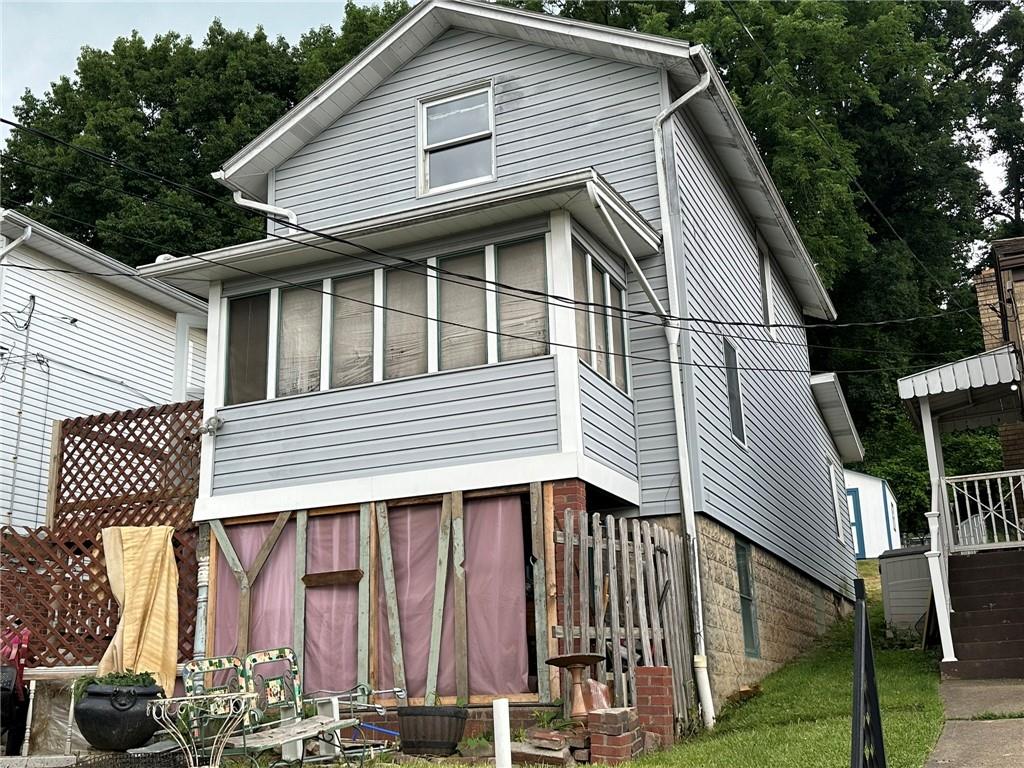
<box><xmin>368</xmin><ymin>507</ymin><xmax>379</xmax><ymax>691</ymax></box>
<box><xmin>605</xmin><ymin>515</ymin><xmax>624</xmax><ymax>707</ymax></box>
<box><xmin>632</xmin><ymin>519</ymin><xmax>652</xmax><ymax>667</ymax></box>
<box><xmin>44</xmin><ymin>419</ymin><xmax>62</xmax><ymax>528</ymax></box>
<box><xmin>529</xmin><ymin>483</ymin><xmax>550</xmax><ymax>701</ymax></box>
<box><xmin>357</xmin><ymin>503</ymin><xmax>372</xmax><ymax>687</ymax></box>
<box><xmin>578</xmin><ymin>510</ymin><xmax>591</xmax><ymax>659</ymax></box>
<box><xmin>618</xmin><ymin>517</ymin><xmax>637</xmax><ymax>705</ymax></box>
<box><xmin>207</xmin><ymin>532</ymin><xmax>219</xmax><ymax>657</ymax></box>
<box><xmin>641</xmin><ymin>522</ymin><xmax>664</xmax><ymax>667</ymax></box>
<box><xmin>375</xmin><ymin>501</ymin><xmax>408</xmax><ymax>702</ymax></box>
<box><xmin>592</xmin><ymin>513</ymin><xmax>607</xmax><ymax>682</ymax></box>
<box><xmin>293</xmin><ymin>510</ymin><xmax>308</xmax><ymax>678</ymax></box>
<box><xmin>452</xmin><ymin>491</ymin><xmax>469</xmax><ymax>702</ymax></box>
<box><xmin>543</xmin><ymin>483</ymin><xmax>559</xmax><ymax>701</ymax></box>
<box><xmin>425</xmin><ymin>494</ymin><xmax>453</xmax><ymax>701</ymax></box>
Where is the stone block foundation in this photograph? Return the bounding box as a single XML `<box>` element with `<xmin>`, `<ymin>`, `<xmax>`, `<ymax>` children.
<box><xmin>696</xmin><ymin>514</ymin><xmax>849</xmax><ymax>711</ymax></box>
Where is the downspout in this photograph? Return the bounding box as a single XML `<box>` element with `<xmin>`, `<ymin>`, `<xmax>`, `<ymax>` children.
<box><xmin>652</xmin><ymin>50</ymin><xmax>716</xmax><ymax>729</ymax></box>
<box><xmin>0</xmin><ymin>224</ymin><xmax>32</xmax><ymax>260</ymax></box>
<box><xmin>210</xmin><ymin>170</ymin><xmax>298</xmax><ymax>233</ymax></box>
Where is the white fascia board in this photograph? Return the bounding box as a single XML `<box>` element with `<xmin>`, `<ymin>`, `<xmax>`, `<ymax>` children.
<box><xmin>810</xmin><ymin>372</ymin><xmax>865</xmax><ymax>463</ymax></box>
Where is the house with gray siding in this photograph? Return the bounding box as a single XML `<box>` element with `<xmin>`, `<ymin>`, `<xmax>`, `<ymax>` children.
<box><xmin>140</xmin><ymin>0</ymin><xmax>863</xmax><ymax>721</ymax></box>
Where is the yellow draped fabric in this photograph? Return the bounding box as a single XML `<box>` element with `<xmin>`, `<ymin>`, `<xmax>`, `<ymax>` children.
<box><xmin>97</xmin><ymin>526</ymin><xmax>179</xmax><ymax>696</ymax></box>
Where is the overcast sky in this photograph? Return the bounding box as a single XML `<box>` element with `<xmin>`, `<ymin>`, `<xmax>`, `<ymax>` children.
<box><xmin>0</xmin><ymin>0</ymin><xmax>1005</xmax><ymax>197</ymax></box>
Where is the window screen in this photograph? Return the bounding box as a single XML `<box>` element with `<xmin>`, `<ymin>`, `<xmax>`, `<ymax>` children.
<box><xmin>724</xmin><ymin>340</ymin><xmax>745</xmax><ymax>443</ymax></box>
<box><xmin>497</xmin><ymin>239</ymin><xmax>548</xmax><ymax>361</ymax></box>
<box><xmin>384</xmin><ymin>266</ymin><xmax>428</xmax><ymax>379</ymax></box>
<box><xmin>590</xmin><ymin>266</ymin><xmax>608</xmax><ymax>375</ymax></box>
<box><xmin>225</xmin><ymin>293</ymin><xmax>270</xmax><ymax>406</ymax></box>
<box><xmin>735</xmin><ymin>539</ymin><xmax>760</xmax><ymax>657</ymax></box>
<box><xmin>331</xmin><ymin>273</ymin><xmax>374</xmax><ymax>388</ymax></box>
<box><xmin>609</xmin><ymin>286</ymin><xmax>627</xmax><ymax>390</ymax></box>
<box><xmin>277</xmin><ymin>287</ymin><xmax>322</xmax><ymax>397</ymax></box>
<box><xmin>439</xmin><ymin>252</ymin><xmax>487</xmax><ymax>370</ymax></box>
<box><xmin>572</xmin><ymin>244</ymin><xmax>591</xmax><ymax>363</ymax></box>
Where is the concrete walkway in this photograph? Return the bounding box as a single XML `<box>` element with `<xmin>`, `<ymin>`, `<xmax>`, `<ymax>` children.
<box><xmin>925</xmin><ymin>680</ymin><xmax>1024</xmax><ymax>767</ymax></box>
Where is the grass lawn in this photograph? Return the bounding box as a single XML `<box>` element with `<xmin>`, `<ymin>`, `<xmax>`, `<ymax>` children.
<box><xmin>635</xmin><ymin>560</ymin><xmax>943</xmax><ymax>768</ymax></box>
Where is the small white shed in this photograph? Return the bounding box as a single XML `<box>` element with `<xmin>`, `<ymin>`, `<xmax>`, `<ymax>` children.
<box><xmin>844</xmin><ymin>469</ymin><xmax>900</xmax><ymax>559</ymax></box>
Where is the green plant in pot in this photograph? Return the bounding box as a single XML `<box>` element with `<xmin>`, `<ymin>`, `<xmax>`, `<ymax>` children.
<box><xmin>396</xmin><ymin>694</ymin><xmax>468</xmax><ymax>756</ymax></box>
<box><xmin>73</xmin><ymin>669</ymin><xmax>163</xmax><ymax>751</ymax></box>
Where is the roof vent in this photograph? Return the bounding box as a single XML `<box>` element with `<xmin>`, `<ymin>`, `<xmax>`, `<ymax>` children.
<box><xmin>154</xmin><ymin>253</ymin><xmax>176</xmax><ymax>264</ymax></box>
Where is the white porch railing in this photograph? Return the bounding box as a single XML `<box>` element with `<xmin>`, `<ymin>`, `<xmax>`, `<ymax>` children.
<box><xmin>943</xmin><ymin>469</ymin><xmax>1024</xmax><ymax>552</ymax></box>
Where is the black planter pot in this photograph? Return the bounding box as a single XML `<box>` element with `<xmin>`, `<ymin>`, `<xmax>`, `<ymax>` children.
<box><xmin>74</xmin><ymin>684</ymin><xmax>163</xmax><ymax>751</ymax></box>
<box><xmin>397</xmin><ymin>705</ymin><xmax>468</xmax><ymax>756</ymax></box>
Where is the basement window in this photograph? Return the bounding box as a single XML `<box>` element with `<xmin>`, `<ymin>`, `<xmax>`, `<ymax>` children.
<box><xmin>735</xmin><ymin>538</ymin><xmax>760</xmax><ymax>658</ymax></box>
<box><xmin>419</xmin><ymin>85</ymin><xmax>494</xmax><ymax>195</ymax></box>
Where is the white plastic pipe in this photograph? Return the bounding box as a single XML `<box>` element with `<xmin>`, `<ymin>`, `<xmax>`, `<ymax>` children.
<box><xmin>0</xmin><ymin>224</ymin><xmax>32</xmax><ymax>259</ymax></box>
<box><xmin>210</xmin><ymin>170</ymin><xmax>298</xmax><ymax>233</ymax></box>
<box><xmin>652</xmin><ymin>50</ymin><xmax>716</xmax><ymax>730</ymax></box>
<box><xmin>493</xmin><ymin>697</ymin><xmax>512</xmax><ymax>768</ymax></box>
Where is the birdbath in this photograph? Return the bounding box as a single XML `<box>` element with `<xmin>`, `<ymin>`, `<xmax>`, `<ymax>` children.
<box><xmin>546</xmin><ymin>653</ymin><xmax>604</xmax><ymax>721</ymax></box>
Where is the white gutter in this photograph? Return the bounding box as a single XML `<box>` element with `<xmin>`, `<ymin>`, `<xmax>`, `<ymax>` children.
<box><xmin>211</xmin><ymin>170</ymin><xmax>298</xmax><ymax>233</ymax></box>
<box><xmin>652</xmin><ymin>49</ymin><xmax>717</xmax><ymax>729</ymax></box>
<box><xmin>0</xmin><ymin>224</ymin><xmax>32</xmax><ymax>259</ymax></box>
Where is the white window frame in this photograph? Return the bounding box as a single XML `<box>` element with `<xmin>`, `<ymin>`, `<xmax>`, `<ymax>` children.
<box><xmin>417</xmin><ymin>83</ymin><xmax>495</xmax><ymax>197</ymax></box>
<box><xmin>758</xmin><ymin>240</ymin><xmax>777</xmax><ymax>339</ymax></box>
<box><xmin>723</xmin><ymin>338</ymin><xmax>747</xmax><ymax>448</ymax></box>
<box><xmin>830</xmin><ymin>460</ymin><xmax>847</xmax><ymax>544</ymax></box>
<box><xmin>572</xmin><ymin>239</ymin><xmax>630</xmax><ymax>394</ymax></box>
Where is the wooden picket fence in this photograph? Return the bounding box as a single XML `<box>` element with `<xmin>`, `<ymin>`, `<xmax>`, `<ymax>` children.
<box><xmin>555</xmin><ymin>512</ymin><xmax>695</xmax><ymax>725</ymax></box>
<box><xmin>0</xmin><ymin>400</ymin><xmax>202</xmax><ymax>666</ymax></box>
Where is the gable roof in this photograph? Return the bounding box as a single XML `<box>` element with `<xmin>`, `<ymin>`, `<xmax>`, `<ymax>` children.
<box><xmin>1</xmin><ymin>210</ymin><xmax>206</xmax><ymax>315</ymax></box>
<box><xmin>212</xmin><ymin>0</ymin><xmax>834</xmax><ymax>320</ymax></box>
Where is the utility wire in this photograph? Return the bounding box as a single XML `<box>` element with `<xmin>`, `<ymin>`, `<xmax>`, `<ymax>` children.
<box><xmin>723</xmin><ymin>0</ymin><xmax>998</xmax><ymax>348</ymax></box>
<box><xmin>0</xmin><ymin>119</ymin><xmax>983</xmax><ymax>334</ymax></box>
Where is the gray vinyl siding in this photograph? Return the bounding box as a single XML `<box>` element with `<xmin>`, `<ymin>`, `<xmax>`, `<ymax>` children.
<box><xmin>0</xmin><ymin>244</ymin><xmax>179</xmax><ymax>527</ymax></box>
<box><xmin>579</xmin><ymin>363</ymin><xmax>638</xmax><ymax>479</ymax></box>
<box><xmin>211</xmin><ymin>356</ymin><xmax>558</xmax><ymax>494</ymax></box>
<box><xmin>272</xmin><ymin>28</ymin><xmax>663</xmax><ymax>234</ymax></box>
<box><xmin>628</xmin><ymin>254</ymin><xmax>682</xmax><ymax>515</ymax></box>
<box><xmin>671</xmin><ymin>112</ymin><xmax>856</xmax><ymax>599</ymax></box>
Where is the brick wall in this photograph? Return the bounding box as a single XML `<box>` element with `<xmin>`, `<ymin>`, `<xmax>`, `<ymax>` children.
<box><xmin>974</xmin><ymin>268</ymin><xmax>1024</xmax><ymax>469</ymax></box>
<box><xmin>696</xmin><ymin>515</ymin><xmax>846</xmax><ymax>710</ymax></box>
<box><xmin>634</xmin><ymin>666</ymin><xmax>674</xmax><ymax>746</ymax></box>
<box><xmin>552</xmin><ymin>479</ymin><xmax>586</xmax><ymax>657</ymax></box>
<box><xmin>588</xmin><ymin>707</ymin><xmax>643</xmax><ymax>765</ymax></box>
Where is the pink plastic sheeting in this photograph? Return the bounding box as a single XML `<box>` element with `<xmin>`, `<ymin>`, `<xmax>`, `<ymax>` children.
<box><xmin>303</xmin><ymin>512</ymin><xmax>360</xmax><ymax>692</ymax></box>
<box><xmin>213</xmin><ymin>521</ymin><xmax>296</xmax><ymax>657</ymax></box>
<box><xmin>376</xmin><ymin>497</ymin><xmax>529</xmax><ymax>697</ymax></box>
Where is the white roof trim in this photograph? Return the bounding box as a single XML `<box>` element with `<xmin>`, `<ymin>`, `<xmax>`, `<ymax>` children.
<box><xmin>810</xmin><ymin>372</ymin><xmax>865</xmax><ymax>463</ymax></box>
<box><xmin>897</xmin><ymin>345</ymin><xmax>1020</xmax><ymax>400</ymax></box>
<box><xmin>1</xmin><ymin>210</ymin><xmax>206</xmax><ymax>314</ymax></box>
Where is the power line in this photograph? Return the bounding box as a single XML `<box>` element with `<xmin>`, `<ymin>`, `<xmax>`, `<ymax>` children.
<box><xmin>3</xmin><ymin>199</ymin><xmax>973</xmax><ymax>373</ymax></box>
<box><xmin>722</xmin><ymin>0</ymin><xmax>998</xmax><ymax>348</ymax></box>
<box><xmin>0</xmin><ymin>120</ymin><xmax>983</xmax><ymax>334</ymax></box>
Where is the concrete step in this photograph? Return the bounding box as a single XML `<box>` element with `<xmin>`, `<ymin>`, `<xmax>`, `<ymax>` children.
<box><xmin>956</xmin><ymin>639</ymin><xmax>1024</xmax><ymax>661</ymax></box>
<box><xmin>953</xmin><ymin>621</ymin><xmax>1024</xmax><ymax>643</ymax></box>
<box><xmin>951</xmin><ymin>592</ymin><xmax>1024</xmax><ymax>612</ymax></box>
<box><xmin>949</xmin><ymin>549</ymin><xmax>1024</xmax><ymax>572</ymax></box>
<box><xmin>941</xmin><ymin>657</ymin><xmax>1024</xmax><ymax>680</ymax></box>
<box><xmin>952</xmin><ymin>606</ymin><xmax>1024</xmax><ymax>628</ymax></box>
<box><xmin>949</xmin><ymin>576</ymin><xmax>1024</xmax><ymax>597</ymax></box>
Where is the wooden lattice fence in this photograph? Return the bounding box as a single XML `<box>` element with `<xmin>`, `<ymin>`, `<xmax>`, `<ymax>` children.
<box><xmin>0</xmin><ymin>400</ymin><xmax>202</xmax><ymax>666</ymax></box>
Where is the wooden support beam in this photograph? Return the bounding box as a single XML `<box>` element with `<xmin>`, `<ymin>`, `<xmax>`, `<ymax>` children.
<box><xmin>375</xmin><ymin>501</ymin><xmax>407</xmax><ymax>703</ymax></box>
<box><xmin>605</xmin><ymin>515</ymin><xmax>624</xmax><ymax>707</ymax></box>
<box><xmin>45</xmin><ymin>420</ymin><xmax>62</xmax><ymax>528</ymax></box>
<box><xmin>425</xmin><ymin>494</ymin><xmax>454</xmax><ymax>702</ymax></box>
<box><xmin>632</xmin><ymin>519</ymin><xmax>652</xmax><ymax>667</ymax></box>
<box><xmin>529</xmin><ymin>483</ymin><xmax>550</xmax><ymax>701</ymax></box>
<box><xmin>302</xmin><ymin>569</ymin><xmax>363</xmax><ymax>588</ymax></box>
<box><xmin>294</xmin><ymin>510</ymin><xmax>308</xmax><ymax>678</ymax></box>
<box><xmin>207</xmin><ymin>532</ymin><xmax>219</xmax><ymax>657</ymax></box>
<box><xmin>618</xmin><ymin>517</ymin><xmax>637</xmax><ymax>705</ymax></box>
<box><xmin>543</xmin><ymin>483</ymin><xmax>559</xmax><ymax>701</ymax></box>
<box><xmin>452</xmin><ymin>491</ymin><xmax>469</xmax><ymax>702</ymax></box>
<box><xmin>366</xmin><ymin>506</ymin><xmax>379</xmax><ymax>691</ymax></box>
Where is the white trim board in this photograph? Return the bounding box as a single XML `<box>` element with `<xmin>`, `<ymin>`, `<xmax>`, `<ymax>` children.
<box><xmin>194</xmin><ymin>450</ymin><xmax>640</xmax><ymax>520</ymax></box>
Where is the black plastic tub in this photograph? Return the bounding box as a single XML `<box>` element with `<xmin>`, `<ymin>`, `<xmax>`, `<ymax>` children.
<box><xmin>397</xmin><ymin>705</ymin><xmax>468</xmax><ymax>756</ymax></box>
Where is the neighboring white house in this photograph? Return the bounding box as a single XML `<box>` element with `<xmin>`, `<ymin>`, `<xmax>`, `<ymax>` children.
<box><xmin>0</xmin><ymin>210</ymin><xmax>207</xmax><ymax>527</ymax></box>
<box><xmin>844</xmin><ymin>469</ymin><xmax>900</xmax><ymax>558</ymax></box>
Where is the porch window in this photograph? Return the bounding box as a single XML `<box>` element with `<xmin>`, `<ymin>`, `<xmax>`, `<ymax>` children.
<box><xmin>572</xmin><ymin>242</ymin><xmax>629</xmax><ymax>392</ymax></box>
<box><xmin>331</xmin><ymin>273</ymin><xmax>374</xmax><ymax>388</ymax></box>
<box><xmin>497</xmin><ymin>239</ymin><xmax>548</xmax><ymax>361</ymax></box>
<box><xmin>735</xmin><ymin>538</ymin><xmax>760</xmax><ymax>658</ymax></box>
<box><xmin>419</xmin><ymin>86</ymin><xmax>494</xmax><ymax>194</ymax></box>
<box><xmin>225</xmin><ymin>293</ymin><xmax>270</xmax><ymax>406</ymax></box>
<box><xmin>438</xmin><ymin>251</ymin><xmax>487</xmax><ymax>370</ymax></box>
<box><xmin>277</xmin><ymin>286</ymin><xmax>322</xmax><ymax>397</ymax></box>
<box><xmin>384</xmin><ymin>265</ymin><xmax>428</xmax><ymax>379</ymax></box>
<box><xmin>723</xmin><ymin>339</ymin><xmax>746</xmax><ymax>444</ymax></box>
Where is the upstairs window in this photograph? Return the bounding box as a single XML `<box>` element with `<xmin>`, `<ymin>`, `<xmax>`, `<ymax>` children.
<box><xmin>226</xmin><ymin>293</ymin><xmax>270</xmax><ymax>406</ymax></box>
<box><xmin>331</xmin><ymin>273</ymin><xmax>374</xmax><ymax>388</ymax></box>
<box><xmin>497</xmin><ymin>239</ymin><xmax>548</xmax><ymax>361</ymax></box>
<box><xmin>277</xmin><ymin>286</ymin><xmax>322</xmax><ymax>397</ymax></box>
<box><xmin>723</xmin><ymin>339</ymin><xmax>746</xmax><ymax>444</ymax></box>
<box><xmin>419</xmin><ymin>86</ymin><xmax>494</xmax><ymax>195</ymax></box>
<box><xmin>384</xmin><ymin>265</ymin><xmax>428</xmax><ymax>379</ymax></box>
<box><xmin>438</xmin><ymin>251</ymin><xmax>487</xmax><ymax>370</ymax></box>
<box><xmin>572</xmin><ymin>242</ymin><xmax>629</xmax><ymax>392</ymax></box>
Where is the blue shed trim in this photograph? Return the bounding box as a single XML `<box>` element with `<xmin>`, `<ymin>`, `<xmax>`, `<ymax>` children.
<box><xmin>847</xmin><ymin>488</ymin><xmax>865</xmax><ymax>560</ymax></box>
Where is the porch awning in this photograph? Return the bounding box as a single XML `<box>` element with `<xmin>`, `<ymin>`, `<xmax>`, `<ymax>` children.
<box><xmin>897</xmin><ymin>345</ymin><xmax>1022</xmax><ymax>432</ymax></box>
<box><xmin>809</xmin><ymin>373</ymin><xmax>864</xmax><ymax>463</ymax></box>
